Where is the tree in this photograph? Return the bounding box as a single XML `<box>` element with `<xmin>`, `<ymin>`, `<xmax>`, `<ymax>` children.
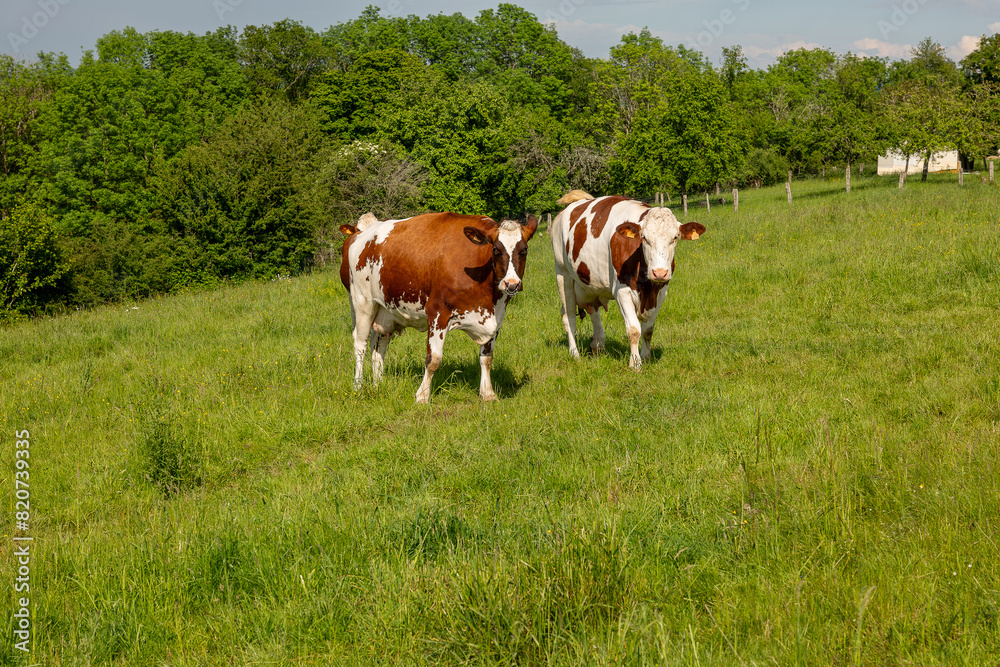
<box><xmin>962</xmin><ymin>33</ymin><xmax>1000</xmax><ymax>86</ymax></box>
<box><xmin>240</xmin><ymin>19</ymin><xmax>329</xmax><ymax>101</ymax></box>
<box><xmin>884</xmin><ymin>39</ymin><xmax>962</xmax><ymax>180</ymax></box>
<box><xmin>0</xmin><ymin>200</ymin><xmax>67</xmax><ymax>321</ymax></box>
<box><xmin>812</xmin><ymin>54</ymin><xmax>890</xmax><ymax>191</ymax></box>
<box><xmin>312</xmin><ymin>49</ymin><xmax>427</xmax><ymax>140</ymax></box>
<box><xmin>0</xmin><ymin>56</ymin><xmax>50</xmax><ymax>216</ymax></box>
<box><xmin>153</xmin><ymin>98</ymin><xmax>332</xmax><ymax>284</ymax></box>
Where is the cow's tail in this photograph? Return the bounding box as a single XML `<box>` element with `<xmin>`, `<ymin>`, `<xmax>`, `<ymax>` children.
<box><xmin>557</xmin><ymin>189</ymin><xmax>594</xmax><ymax>206</ymax></box>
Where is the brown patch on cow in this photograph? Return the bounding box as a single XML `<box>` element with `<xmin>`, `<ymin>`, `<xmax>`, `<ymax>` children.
<box><xmin>569</xmin><ymin>203</ymin><xmax>590</xmax><ymax>262</ymax></box>
<box><xmin>589</xmin><ymin>196</ymin><xmax>633</xmax><ymax>238</ymax></box>
<box><xmin>576</xmin><ymin>261</ymin><xmax>591</xmax><ymax>285</ymax></box>
<box><xmin>610</xmin><ymin>222</ymin><xmax>666</xmax><ymax>316</ymax></box>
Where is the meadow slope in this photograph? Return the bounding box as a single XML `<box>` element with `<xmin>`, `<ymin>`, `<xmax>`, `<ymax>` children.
<box><xmin>2</xmin><ymin>174</ymin><xmax>1000</xmax><ymax>665</ymax></box>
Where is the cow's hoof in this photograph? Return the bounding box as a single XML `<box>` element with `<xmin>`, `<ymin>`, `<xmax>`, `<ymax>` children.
<box><xmin>590</xmin><ymin>344</ymin><xmax>604</xmax><ymax>356</ymax></box>
<box><xmin>480</xmin><ymin>393</ymin><xmax>498</xmax><ymax>402</ymax></box>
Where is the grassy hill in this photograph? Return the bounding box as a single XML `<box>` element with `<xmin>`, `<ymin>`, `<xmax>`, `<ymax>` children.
<box><xmin>3</xmin><ymin>173</ymin><xmax>1000</xmax><ymax>665</ymax></box>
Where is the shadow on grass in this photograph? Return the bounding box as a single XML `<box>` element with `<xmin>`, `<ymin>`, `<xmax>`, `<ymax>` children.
<box><xmin>544</xmin><ymin>334</ymin><xmax>663</xmax><ymax>365</ymax></box>
<box><xmin>392</xmin><ymin>357</ymin><xmax>529</xmax><ymax>399</ymax></box>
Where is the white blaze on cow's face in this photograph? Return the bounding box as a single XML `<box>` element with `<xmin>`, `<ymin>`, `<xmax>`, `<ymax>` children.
<box><xmin>640</xmin><ymin>208</ymin><xmax>682</xmax><ymax>283</ymax></box>
<box><xmin>496</xmin><ymin>221</ymin><xmax>526</xmax><ymax>295</ymax></box>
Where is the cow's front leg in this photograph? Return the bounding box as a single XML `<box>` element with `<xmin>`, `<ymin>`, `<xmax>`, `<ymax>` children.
<box><xmin>640</xmin><ymin>322</ymin><xmax>655</xmax><ymax>361</ymax></box>
<box><xmin>589</xmin><ymin>308</ymin><xmax>605</xmax><ymax>356</ymax></box>
<box><xmin>615</xmin><ymin>290</ymin><xmax>644</xmax><ymax>370</ymax></box>
<box><xmin>415</xmin><ymin>316</ymin><xmax>448</xmax><ymax>404</ymax></box>
<box><xmin>478</xmin><ymin>339</ymin><xmax>498</xmax><ymax>402</ymax></box>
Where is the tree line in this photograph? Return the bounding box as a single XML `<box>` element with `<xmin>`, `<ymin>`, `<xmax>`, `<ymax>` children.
<box><xmin>2</xmin><ymin>3</ymin><xmax>999</xmax><ymax>321</ymax></box>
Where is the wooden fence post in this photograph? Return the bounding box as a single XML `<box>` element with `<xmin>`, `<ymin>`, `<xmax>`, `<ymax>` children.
<box><xmin>547</xmin><ymin>212</ymin><xmax>552</xmax><ymax>235</ymax></box>
<box><xmin>705</xmin><ymin>192</ymin><xmax>710</xmax><ymax>213</ymax></box>
<box><xmin>846</xmin><ymin>163</ymin><xmax>851</xmax><ymax>193</ymax></box>
<box><xmin>959</xmin><ymin>164</ymin><xmax>964</xmax><ymax>186</ymax></box>
<box><xmin>785</xmin><ymin>181</ymin><xmax>792</xmax><ymax>204</ymax></box>
<box><xmin>991</xmin><ymin>161</ymin><xmax>995</xmax><ymax>183</ymax></box>
<box><xmin>733</xmin><ymin>189</ymin><xmax>738</xmax><ymax>212</ymax></box>
<box><xmin>898</xmin><ymin>172</ymin><xmax>905</xmax><ymax>189</ymax></box>
<box><xmin>682</xmin><ymin>194</ymin><xmax>688</xmax><ymax>215</ymax></box>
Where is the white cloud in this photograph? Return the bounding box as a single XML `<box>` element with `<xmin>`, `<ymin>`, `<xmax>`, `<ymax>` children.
<box><xmin>990</xmin><ymin>21</ymin><xmax>1000</xmax><ymax>32</ymax></box>
<box><xmin>853</xmin><ymin>37</ymin><xmax>912</xmax><ymax>59</ymax></box>
<box><xmin>949</xmin><ymin>35</ymin><xmax>982</xmax><ymax>60</ymax></box>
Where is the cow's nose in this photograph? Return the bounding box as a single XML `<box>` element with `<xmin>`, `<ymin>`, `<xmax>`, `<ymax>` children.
<box><xmin>502</xmin><ymin>278</ymin><xmax>521</xmax><ymax>294</ymax></box>
<box><xmin>650</xmin><ymin>268</ymin><xmax>670</xmax><ymax>282</ymax></box>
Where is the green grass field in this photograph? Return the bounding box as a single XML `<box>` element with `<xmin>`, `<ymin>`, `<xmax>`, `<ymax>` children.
<box><xmin>3</xmin><ymin>173</ymin><xmax>1000</xmax><ymax>665</ymax></box>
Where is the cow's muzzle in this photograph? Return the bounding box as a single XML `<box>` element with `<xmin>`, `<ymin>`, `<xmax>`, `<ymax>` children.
<box><xmin>650</xmin><ymin>268</ymin><xmax>670</xmax><ymax>283</ymax></box>
<box><xmin>501</xmin><ymin>279</ymin><xmax>522</xmax><ymax>296</ymax></box>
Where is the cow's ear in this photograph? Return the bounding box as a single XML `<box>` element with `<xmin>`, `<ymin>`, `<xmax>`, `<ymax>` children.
<box><xmin>464</xmin><ymin>226</ymin><xmax>492</xmax><ymax>246</ymax></box>
<box><xmin>340</xmin><ymin>224</ymin><xmax>358</xmax><ymax>236</ymax></box>
<box><xmin>615</xmin><ymin>222</ymin><xmax>641</xmax><ymax>241</ymax></box>
<box><xmin>522</xmin><ymin>214</ymin><xmax>538</xmax><ymax>241</ymax></box>
<box><xmin>680</xmin><ymin>222</ymin><xmax>705</xmax><ymax>240</ymax></box>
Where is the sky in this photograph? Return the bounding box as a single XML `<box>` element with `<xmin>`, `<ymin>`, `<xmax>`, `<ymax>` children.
<box><xmin>3</xmin><ymin>0</ymin><xmax>999</xmax><ymax>69</ymax></box>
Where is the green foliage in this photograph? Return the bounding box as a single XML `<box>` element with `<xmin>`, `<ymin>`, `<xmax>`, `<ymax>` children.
<box><xmin>600</xmin><ymin>32</ymin><xmax>742</xmax><ymax>195</ymax></box>
<box><xmin>5</xmin><ymin>8</ymin><xmax>1000</xmax><ymax>317</ymax></box>
<box><xmin>153</xmin><ymin>98</ymin><xmax>331</xmax><ymax>283</ymax></box>
<box><xmin>962</xmin><ymin>33</ymin><xmax>1000</xmax><ymax>86</ymax></box>
<box><xmin>0</xmin><ymin>200</ymin><xmax>67</xmax><ymax>320</ymax></box>
<box><xmin>0</xmin><ymin>56</ymin><xmax>49</xmax><ymax>216</ymax></box>
<box><xmin>312</xmin><ymin>49</ymin><xmax>427</xmax><ymax>140</ymax></box>
<box><xmin>240</xmin><ymin>19</ymin><xmax>329</xmax><ymax>101</ymax></box>
<box><xmin>741</xmin><ymin>146</ymin><xmax>790</xmax><ymax>187</ymax></box>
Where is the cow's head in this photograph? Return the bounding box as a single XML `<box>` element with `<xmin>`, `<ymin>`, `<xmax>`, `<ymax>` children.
<box><xmin>464</xmin><ymin>215</ymin><xmax>538</xmax><ymax>296</ymax></box>
<box><xmin>612</xmin><ymin>208</ymin><xmax>705</xmax><ymax>283</ymax></box>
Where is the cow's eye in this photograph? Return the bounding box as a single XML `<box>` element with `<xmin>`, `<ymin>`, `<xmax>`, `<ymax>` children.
<box><xmin>493</xmin><ymin>247</ymin><xmax>502</xmax><ymax>257</ymax></box>
<box><xmin>519</xmin><ymin>249</ymin><xmax>528</xmax><ymax>257</ymax></box>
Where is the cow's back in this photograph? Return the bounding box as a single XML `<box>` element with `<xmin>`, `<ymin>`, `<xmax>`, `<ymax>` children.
<box><xmin>347</xmin><ymin>212</ymin><xmax>496</xmax><ymax>311</ymax></box>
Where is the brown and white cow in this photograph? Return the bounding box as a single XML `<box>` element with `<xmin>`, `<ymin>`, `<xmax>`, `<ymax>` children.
<box><xmin>340</xmin><ymin>212</ymin><xmax>538</xmax><ymax>403</ymax></box>
<box><xmin>550</xmin><ymin>191</ymin><xmax>705</xmax><ymax>369</ymax></box>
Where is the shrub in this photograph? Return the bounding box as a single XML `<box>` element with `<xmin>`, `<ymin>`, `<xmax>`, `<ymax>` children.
<box><xmin>0</xmin><ymin>201</ymin><xmax>67</xmax><ymax>323</ymax></box>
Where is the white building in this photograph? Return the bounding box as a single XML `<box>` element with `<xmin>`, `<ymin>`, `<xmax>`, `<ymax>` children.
<box><xmin>877</xmin><ymin>150</ymin><xmax>960</xmax><ymax>175</ymax></box>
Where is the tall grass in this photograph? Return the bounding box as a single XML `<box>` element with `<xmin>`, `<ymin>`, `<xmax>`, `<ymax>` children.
<box><xmin>2</xmin><ymin>173</ymin><xmax>1000</xmax><ymax>664</ymax></box>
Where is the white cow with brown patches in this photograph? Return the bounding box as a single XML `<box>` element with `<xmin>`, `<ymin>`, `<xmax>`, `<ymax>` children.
<box><xmin>340</xmin><ymin>212</ymin><xmax>537</xmax><ymax>403</ymax></box>
<box><xmin>551</xmin><ymin>190</ymin><xmax>705</xmax><ymax>369</ymax></box>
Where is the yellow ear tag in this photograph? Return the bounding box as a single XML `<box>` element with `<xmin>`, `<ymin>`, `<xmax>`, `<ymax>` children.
<box><xmin>624</xmin><ymin>229</ymin><xmax>636</xmax><ymax>239</ymax></box>
<box><xmin>690</xmin><ymin>231</ymin><xmax>700</xmax><ymax>240</ymax></box>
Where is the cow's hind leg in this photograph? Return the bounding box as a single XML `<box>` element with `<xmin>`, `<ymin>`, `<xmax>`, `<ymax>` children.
<box><xmin>554</xmin><ymin>270</ymin><xmax>581</xmax><ymax>358</ymax></box>
<box><xmin>371</xmin><ymin>312</ymin><xmax>398</xmax><ymax>384</ymax></box>
<box><xmin>589</xmin><ymin>308</ymin><xmax>605</xmax><ymax>356</ymax></box>
<box><xmin>415</xmin><ymin>314</ymin><xmax>448</xmax><ymax>404</ymax></box>
<box><xmin>352</xmin><ymin>303</ymin><xmax>378</xmax><ymax>388</ymax></box>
